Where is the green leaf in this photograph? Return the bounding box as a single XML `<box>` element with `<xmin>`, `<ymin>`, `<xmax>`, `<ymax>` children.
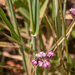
<box><xmin>13</xmin><ymin>0</ymin><xmax>30</xmax><ymax>20</ymax></box>
<box><xmin>0</xmin><ymin>31</ymin><xmax>36</xmax><ymax>53</ymax></box>
<box><xmin>47</xmin><ymin>19</ymin><xmax>75</xmax><ymax>52</ymax></box>
<box><xmin>35</xmin><ymin>0</ymin><xmax>40</xmax><ymax>35</ymax></box>
<box><xmin>40</xmin><ymin>0</ymin><xmax>49</xmax><ymax>18</ymax></box>
<box><xmin>6</xmin><ymin>0</ymin><xmax>20</xmax><ymax>38</ymax></box>
<box><xmin>29</xmin><ymin>0</ymin><xmax>34</xmax><ymax>34</ymax></box>
<box><xmin>0</xmin><ymin>8</ymin><xmax>19</xmax><ymax>40</ymax></box>
<box><xmin>32</xmin><ymin>0</ymin><xmax>40</xmax><ymax>35</ymax></box>
<box><xmin>53</xmin><ymin>0</ymin><xmax>61</xmax><ymax>39</ymax></box>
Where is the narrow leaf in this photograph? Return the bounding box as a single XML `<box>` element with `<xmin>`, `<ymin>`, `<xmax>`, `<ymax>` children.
<box><xmin>0</xmin><ymin>8</ymin><xmax>19</xmax><ymax>39</ymax></box>
<box><xmin>0</xmin><ymin>31</ymin><xmax>36</xmax><ymax>53</ymax></box>
<box><xmin>40</xmin><ymin>0</ymin><xmax>49</xmax><ymax>18</ymax></box>
<box><xmin>13</xmin><ymin>0</ymin><xmax>30</xmax><ymax>20</ymax></box>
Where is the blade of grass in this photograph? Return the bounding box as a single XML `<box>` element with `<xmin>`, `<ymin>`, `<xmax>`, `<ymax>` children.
<box><xmin>6</xmin><ymin>1</ymin><xmax>29</xmax><ymax>75</ymax></box>
<box><xmin>13</xmin><ymin>0</ymin><xmax>30</xmax><ymax>20</ymax></box>
<box><xmin>53</xmin><ymin>0</ymin><xmax>63</xmax><ymax>74</ymax></box>
<box><xmin>45</xmin><ymin>14</ymin><xmax>57</xmax><ymax>38</ymax></box>
<box><xmin>29</xmin><ymin>0</ymin><xmax>40</xmax><ymax>75</ymax></box>
<box><xmin>54</xmin><ymin>39</ymin><xmax>67</xmax><ymax>75</ymax></box>
<box><xmin>53</xmin><ymin>0</ymin><xmax>61</xmax><ymax>39</ymax></box>
<box><xmin>0</xmin><ymin>22</ymin><xmax>31</xmax><ymax>40</ymax></box>
<box><xmin>6</xmin><ymin>0</ymin><xmax>20</xmax><ymax>38</ymax></box>
<box><xmin>35</xmin><ymin>0</ymin><xmax>40</xmax><ymax>35</ymax></box>
<box><xmin>29</xmin><ymin>0</ymin><xmax>34</xmax><ymax>34</ymax></box>
<box><xmin>58</xmin><ymin>0</ymin><xmax>71</xmax><ymax>74</ymax></box>
<box><xmin>62</xmin><ymin>0</ymin><xmax>67</xmax><ymax>47</ymax></box>
<box><xmin>47</xmin><ymin>19</ymin><xmax>75</xmax><ymax>52</ymax></box>
<box><xmin>13</xmin><ymin>0</ymin><xmax>49</xmax><ymax>22</ymax></box>
<box><xmin>0</xmin><ymin>8</ymin><xmax>19</xmax><ymax>40</ymax></box>
<box><xmin>0</xmin><ymin>31</ymin><xmax>36</xmax><ymax>53</ymax></box>
<box><xmin>40</xmin><ymin>0</ymin><xmax>49</xmax><ymax>19</ymax></box>
<box><xmin>63</xmin><ymin>0</ymin><xmax>67</xmax><ymax>23</ymax></box>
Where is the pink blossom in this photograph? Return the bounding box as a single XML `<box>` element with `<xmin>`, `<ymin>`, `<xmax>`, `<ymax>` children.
<box><xmin>69</xmin><ymin>2</ymin><xmax>75</xmax><ymax>18</ymax></box>
<box><xmin>31</xmin><ymin>59</ymin><xmax>37</xmax><ymax>65</ymax></box>
<box><xmin>46</xmin><ymin>51</ymin><xmax>54</xmax><ymax>58</ymax></box>
<box><xmin>35</xmin><ymin>53</ymin><xmax>42</xmax><ymax>58</ymax></box>
<box><xmin>38</xmin><ymin>61</ymin><xmax>43</xmax><ymax>67</ymax></box>
<box><xmin>35</xmin><ymin>51</ymin><xmax>46</xmax><ymax>58</ymax></box>
<box><xmin>69</xmin><ymin>8</ymin><xmax>75</xmax><ymax>15</ymax></box>
<box><xmin>43</xmin><ymin>59</ymin><xmax>50</xmax><ymax>68</ymax></box>
<box><xmin>31</xmin><ymin>51</ymin><xmax>54</xmax><ymax>68</ymax></box>
<box><xmin>39</xmin><ymin>52</ymin><xmax>46</xmax><ymax>57</ymax></box>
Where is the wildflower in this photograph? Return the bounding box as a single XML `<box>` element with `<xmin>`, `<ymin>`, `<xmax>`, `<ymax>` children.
<box><xmin>69</xmin><ymin>2</ymin><xmax>75</xmax><ymax>18</ymax></box>
<box><xmin>35</xmin><ymin>53</ymin><xmax>41</xmax><ymax>58</ymax></box>
<box><xmin>38</xmin><ymin>61</ymin><xmax>43</xmax><ymax>67</ymax></box>
<box><xmin>70</xmin><ymin>8</ymin><xmax>75</xmax><ymax>15</ymax></box>
<box><xmin>35</xmin><ymin>51</ymin><xmax>46</xmax><ymax>58</ymax></box>
<box><xmin>31</xmin><ymin>51</ymin><xmax>54</xmax><ymax>68</ymax></box>
<box><xmin>43</xmin><ymin>59</ymin><xmax>50</xmax><ymax>68</ymax></box>
<box><xmin>39</xmin><ymin>52</ymin><xmax>46</xmax><ymax>57</ymax></box>
<box><xmin>46</xmin><ymin>51</ymin><xmax>54</xmax><ymax>58</ymax></box>
<box><xmin>31</xmin><ymin>59</ymin><xmax>37</xmax><ymax>65</ymax></box>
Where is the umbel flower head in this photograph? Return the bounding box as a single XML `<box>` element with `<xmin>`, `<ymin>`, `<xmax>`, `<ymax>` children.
<box><xmin>69</xmin><ymin>2</ymin><xmax>75</xmax><ymax>18</ymax></box>
<box><xmin>31</xmin><ymin>51</ymin><xmax>54</xmax><ymax>68</ymax></box>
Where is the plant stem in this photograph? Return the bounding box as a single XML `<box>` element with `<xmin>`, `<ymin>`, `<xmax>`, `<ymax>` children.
<box><xmin>20</xmin><ymin>46</ymin><xmax>29</xmax><ymax>75</ymax></box>
<box><xmin>63</xmin><ymin>0</ymin><xmax>67</xmax><ymax>22</ymax></box>
<box><xmin>58</xmin><ymin>0</ymin><xmax>71</xmax><ymax>75</ymax></box>
<box><xmin>44</xmin><ymin>68</ymin><xmax>48</xmax><ymax>75</ymax></box>
<box><xmin>6</xmin><ymin>1</ymin><xmax>29</xmax><ymax>75</ymax></box>
<box><xmin>46</xmin><ymin>19</ymin><xmax>75</xmax><ymax>52</ymax></box>
<box><xmin>32</xmin><ymin>36</ymin><xmax>38</xmax><ymax>75</ymax></box>
<box><xmin>62</xmin><ymin>0</ymin><xmax>67</xmax><ymax>46</ymax></box>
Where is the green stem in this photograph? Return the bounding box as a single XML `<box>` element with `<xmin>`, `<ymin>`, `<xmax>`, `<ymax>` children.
<box><xmin>46</xmin><ymin>19</ymin><xmax>75</xmax><ymax>52</ymax></box>
<box><xmin>44</xmin><ymin>68</ymin><xmax>48</xmax><ymax>75</ymax></box>
<box><xmin>0</xmin><ymin>31</ymin><xmax>36</xmax><ymax>53</ymax></box>
<box><xmin>28</xmin><ymin>0</ymin><xmax>34</xmax><ymax>34</ymax></box>
<box><xmin>6</xmin><ymin>0</ymin><xmax>20</xmax><ymax>38</ymax></box>
<box><xmin>63</xmin><ymin>0</ymin><xmax>67</xmax><ymax>22</ymax></box>
<box><xmin>6</xmin><ymin>1</ymin><xmax>29</xmax><ymax>75</ymax></box>
<box><xmin>58</xmin><ymin>0</ymin><xmax>71</xmax><ymax>75</ymax></box>
<box><xmin>62</xmin><ymin>0</ymin><xmax>67</xmax><ymax>46</ymax></box>
<box><xmin>20</xmin><ymin>46</ymin><xmax>29</xmax><ymax>75</ymax></box>
<box><xmin>32</xmin><ymin>36</ymin><xmax>38</xmax><ymax>75</ymax></box>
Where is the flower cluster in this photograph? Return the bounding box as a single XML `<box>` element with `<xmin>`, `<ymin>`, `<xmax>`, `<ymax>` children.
<box><xmin>69</xmin><ymin>2</ymin><xmax>75</xmax><ymax>18</ymax></box>
<box><xmin>31</xmin><ymin>51</ymin><xmax>54</xmax><ymax>68</ymax></box>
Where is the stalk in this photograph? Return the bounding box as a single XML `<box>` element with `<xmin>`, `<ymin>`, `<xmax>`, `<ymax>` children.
<box><xmin>63</xmin><ymin>0</ymin><xmax>67</xmax><ymax>22</ymax></box>
<box><xmin>53</xmin><ymin>0</ymin><xmax>61</xmax><ymax>39</ymax></box>
<box><xmin>44</xmin><ymin>68</ymin><xmax>48</xmax><ymax>75</ymax></box>
<box><xmin>32</xmin><ymin>36</ymin><xmax>38</xmax><ymax>75</ymax></box>
<box><xmin>58</xmin><ymin>0</ymin><xmax>71</xmax><ymax>75</ymax></box>
<box><xmin>29</xmin><ymin>0</ymin><xmax>40</xmax><ymax>75</ymax></box>
<box><xmin>53</xmin><ymin>0</ymin><xmax>64</xmax><ymax>74</ymax></box>
<box><xmin>62</xmin><ymin>0</ymin><xmax>67</xmax><ymax>46</ymax></box>
<box><xmin>6</xmin><ymin>0</ymin><xmax>29</xmax><ymax>75</ymax></box>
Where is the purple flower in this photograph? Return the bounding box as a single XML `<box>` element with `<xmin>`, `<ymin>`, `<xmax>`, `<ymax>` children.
<box><xmin>38</xmin><ymin>61</ymin><xmax>43</xmax><ymax>67</ymax></box>
<box><xmin>35</xmin><ymin>51</ymin><xmax>46</xmax><ymax>58</ymax></box>
<box><xmin>31</xmin><ymin>59</ymin><xmax>37</xmax><ymax>65</ymax></box>
<box><xmin>35</xmin><ymin>53</ymin><xmax>42</xmax><ymax>58</ymax></box>
<box><xmin>39</xmin><ymin>52</ymin><xmax>46</xmax><ymax>57</ymax></box>
<box><xmin>46</xmin><ymin>51</ymin><xmax>54</xmax><ymax>58</ymax></box>
<box><xmin>43</xmin><ymin>59</ymin><xmax>50</xmax><ymax>68</ymax></box>
<box><xmin>69</xmin><ymin>2</ymin><xmax>75</xmax><ymax>18</ymax></box>
<box><xmin>31</xmin><ymin>51</ymin><xmax>54</xmax><ymax>68</ymax></box>
<box><xmin>69</xmin><ymin>8</ymin><xmax>75</xmax><ymax>15</ymax></box>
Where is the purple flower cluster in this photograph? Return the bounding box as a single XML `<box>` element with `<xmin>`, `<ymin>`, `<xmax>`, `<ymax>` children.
<box><xmin>31</xmin><ymin>51</ymin><xmax>54</xmax><ymax>68</ymax></box>
<box><xmin>69</xmin><ymin>2</ymin><xmax>75</xmax><ymax>18</ymax></box>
